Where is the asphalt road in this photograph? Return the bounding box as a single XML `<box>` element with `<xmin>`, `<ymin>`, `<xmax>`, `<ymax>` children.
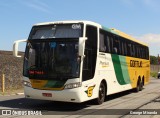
<box><xmin>0</xmin><ymin>77</ymin><xmax>160</xmax><ymax>118</ymax></box>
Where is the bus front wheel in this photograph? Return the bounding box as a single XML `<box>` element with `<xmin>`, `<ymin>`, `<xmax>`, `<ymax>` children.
<box><xmin>95</xmin><ymin>82</ymin><xmax>106</xmax><ymax>105</ymax></box>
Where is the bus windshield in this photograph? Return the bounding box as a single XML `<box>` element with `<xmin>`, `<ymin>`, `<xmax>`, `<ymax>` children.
<box><xmin>23</xmin><ymin>39</ymin><xmax>80</xmax><ymax>79</ymax></box>
<box><xmin>29</xmin><ymin>24</ymin><xmax>83</xmax><ymax>39</ymax></box>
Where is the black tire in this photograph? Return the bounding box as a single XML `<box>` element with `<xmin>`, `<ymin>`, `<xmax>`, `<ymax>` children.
<box><xmin>95</xmin><ymin>82</ymin><xmax>106</xmax><ymax>105</ymax></box>
<box><xmin>158</xmin><ymin>73</ymin><xmax>160</xmax><ymax>79</ymax></box>
<box><xmin>139</xmin><ymin>81</ymin><xmax>143</xmax><ymax>91</ymax></box>
<box><xmin>135</xmin><ymin>80</ymin><xmax>142</xmax><ymax>92</ymax></box>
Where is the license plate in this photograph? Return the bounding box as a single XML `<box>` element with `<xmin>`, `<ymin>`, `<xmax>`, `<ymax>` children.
<box><xmin>42</xmin><ymin>93</ymin><xmax>52</xmax><ymax>97</ymax></box>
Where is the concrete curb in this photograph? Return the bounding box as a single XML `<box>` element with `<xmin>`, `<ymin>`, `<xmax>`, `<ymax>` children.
<box><xmin>15</xmin><ymin>93</ymin><xmax>24</xmax><ymax>95</ymax></box>
<box><xmin>0</xmin><ymin>93</ymin><xmax>24</xmax><ymax>96</ymax></box>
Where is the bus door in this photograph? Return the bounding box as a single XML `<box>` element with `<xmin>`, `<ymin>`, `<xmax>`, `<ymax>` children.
<box><xmin>82</xmin><ymin>25</ymin><xmax>97</xmax><ymax>82</ymax></box>
<box><xmin>81</xmin><ymin>25</ymin><xmax>97</xmax><ymax>98</ymax></box>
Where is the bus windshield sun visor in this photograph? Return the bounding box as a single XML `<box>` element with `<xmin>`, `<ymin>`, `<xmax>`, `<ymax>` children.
<box><xmin>29</xmin><ymin>24</ymin><xmax>83</xmax><ymax>39</ymax></box>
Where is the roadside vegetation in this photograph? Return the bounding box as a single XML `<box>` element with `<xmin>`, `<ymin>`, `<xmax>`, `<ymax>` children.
<box><xmin>150</xmin><ymin>55</ymin><xmax>160</xmax><ymax>78</ymax></box>
<box><xmin>150</xmin><ymin>71</ymin><xmax>158</xmax><ymax>78</ymax></box>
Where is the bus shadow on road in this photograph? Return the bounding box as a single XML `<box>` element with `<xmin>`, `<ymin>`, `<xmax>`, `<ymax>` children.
<box><xmin>105</xmin><ymin>89</ymin><xmax>134</xmax><ymax>101</ymax></box>
<box><xmin>0</xmin><ymin>89</ymin><xmax>135</xmax><ymax>112</ymax></box>
<box><xmin>86</xmin><ymin>89</ymin><xmax>134</xmax><ymax>105</ymax></box>
<box><xmin>0</xmin><ymin>98</ymin><xmax>89</xmax><ymax>111</ymax></box>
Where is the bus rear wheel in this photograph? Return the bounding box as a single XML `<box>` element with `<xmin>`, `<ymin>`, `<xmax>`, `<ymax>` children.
<box><xmin>139</xmin><ymin>81</ymin><xmax>143</xmax><ymax>91</ymax></box>
<box><xmin>135</xmin><ymin>79</ymin><xmax>143</xmax><ymax>92</ymax></box>
<box><xmin>95</xmin><ymin>82</ymin><xmax>106</xmax><ymax>105</ymax></box>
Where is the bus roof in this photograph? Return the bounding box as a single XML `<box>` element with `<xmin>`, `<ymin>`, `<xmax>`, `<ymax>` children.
<box><xmin>33</xmin><ymin>20</ymin><xmax>101</xmax><ymax>27</ymax></box>
<box><xmin>33</xmin><ymin>20</ymin><xmax>148</xmax><ymax>47</ymax></box>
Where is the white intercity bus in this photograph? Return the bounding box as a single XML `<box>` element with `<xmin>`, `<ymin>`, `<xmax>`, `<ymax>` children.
<box><xmin>13</xmin><ymin>20</ymin><xmax>150</xmax><ymax>104</ymax></box>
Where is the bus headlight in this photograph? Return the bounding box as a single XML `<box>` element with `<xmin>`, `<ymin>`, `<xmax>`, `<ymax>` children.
<box><xmin>23</xmin><ymin>81</ymin><xmax>32</xmax><ymax>87</ymax></box>
<box><xmin>64</xmin><ymin>82</ymin><xmax>81</xmax><ymax>89</ymax></box>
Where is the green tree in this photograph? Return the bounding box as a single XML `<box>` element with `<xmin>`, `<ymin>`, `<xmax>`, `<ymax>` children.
<box><xmin>150</xmin><ymin>55</ymin><xmax>158</xmax><ymax>65</ymax></box>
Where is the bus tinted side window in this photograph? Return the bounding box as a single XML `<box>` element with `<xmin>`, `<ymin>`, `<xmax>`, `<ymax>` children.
<box><xmin>106</xmin><ymin>35</ymin><xmax>111</xmax><ymax>53</ymax></box>
<box><xmin>99</xmin><ymin>29</ymin><xmax>149</xmax><ymax>60</ymax></box>
<box><xmin>146</xmin><ymin>47</ymin><xmax>149</xmax><ymax>60</ymax></box>
<box><xmin>127</xmin><ymin>42</ymin><xmax>132</xmax><ymax>56</ymax></box>
<box><xmin>113</xmin><ymin>36</ymin><xmax>121</xmax><ymax>55</ymax></box>
<box><xmin>124</xmin><ymin>41</ymin><xmax>127</xmax><ymax>56</ymax></box>
<box><xmin>99</xmin><ymin>31</ymin><xmax>106</xmax><ymax>52</ymax></box>
<box><xmin>99</xmin><ymin>29</ymin><xmax>112</xmax><ymax>53</ymax></box>
<box><xmin>131</xmin><ymin>43</ymin><xmax>135</xmax><ymax>57</ymax></box>
<box><xmin>121</xmin><ymin>41</ymin><xmax>124</xmax><ymax>55</ymax></box>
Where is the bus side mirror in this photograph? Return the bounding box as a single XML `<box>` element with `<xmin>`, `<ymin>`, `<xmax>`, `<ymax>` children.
<box><xmin>79</xmin><ymin>37</ymin><xmax>87</xmax><ymax>57</ymax></box>
<box><xmin>13</xmin><ymin>39</ymin><xmax>27</xmax><ymax>57</ymax></box>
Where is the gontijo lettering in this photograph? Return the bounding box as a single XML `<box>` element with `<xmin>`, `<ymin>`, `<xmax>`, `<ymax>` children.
<box><xmin>130</xmin><ymin>60</ymin><xmax>142</xmax><ymax>67</ymax></box>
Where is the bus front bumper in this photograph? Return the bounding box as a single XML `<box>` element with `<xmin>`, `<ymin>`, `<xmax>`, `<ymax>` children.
<box><xmin>24</xmin><ymin>86</ymin><xmax>85</xmax><ymax>103</ymax></box>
